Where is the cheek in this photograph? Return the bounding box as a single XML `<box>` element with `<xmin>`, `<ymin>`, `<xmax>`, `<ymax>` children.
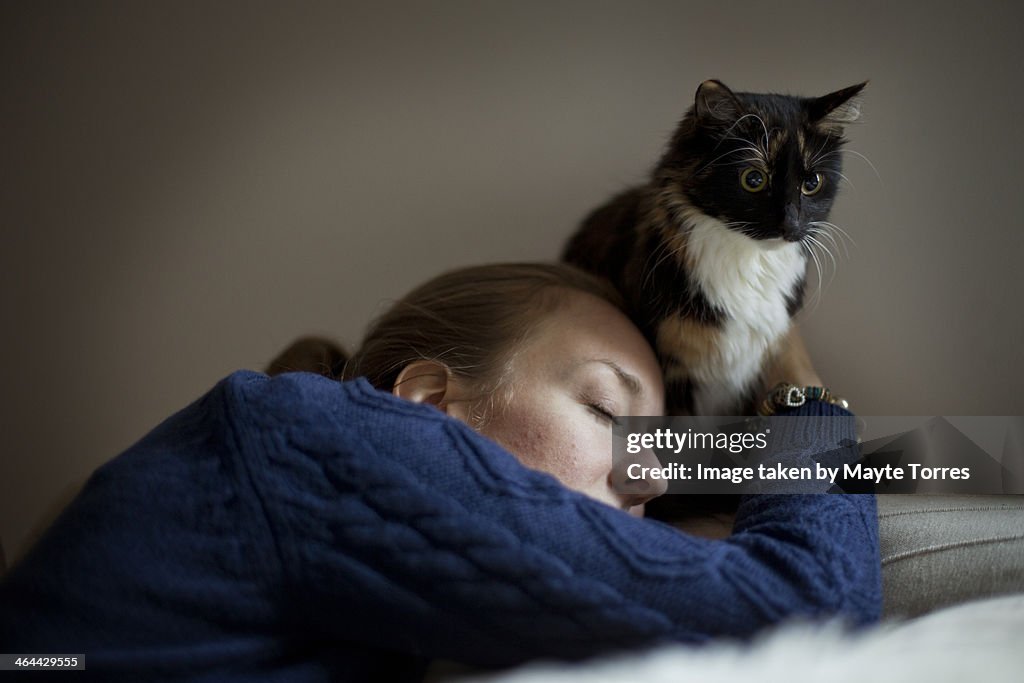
<box><xmin>491</xmin><ymin>417</ymin><xmax>554</xmax><ymax>471</ymax></box>
<box><xmin>481</xmin><ymin>404</ymin><xmax>610</xmax><ymax>492</ymax></box>
<box><xmin>804</xmin><ymin>195</ymin><xmax>834</xmax><ymax>218</ymax></box>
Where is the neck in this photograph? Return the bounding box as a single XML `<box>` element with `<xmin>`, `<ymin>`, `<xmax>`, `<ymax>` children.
<box><xmin>675</xmin><ymin>203</ymin><xmax>807</xmax><ymax>323</ymax></box>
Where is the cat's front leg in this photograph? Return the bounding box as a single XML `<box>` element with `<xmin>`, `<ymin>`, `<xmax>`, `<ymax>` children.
<box><xmin>655</xmin><ymin>315</ymin><xmax>727</xmax><ymax>415</ymax></box>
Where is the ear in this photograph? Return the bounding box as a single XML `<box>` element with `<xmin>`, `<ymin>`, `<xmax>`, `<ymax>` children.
<box><xmin>808</xmin><ymin>81</ymin><xmax>867</xmax><ymax>131</ymax></box>
<box><xmin>694</xmin><ymin>79</ymin><xmax>743</xmax><ymax>126</ymax></box>
<box><xmin>393</xmin><ymin>360</ymin><xmax>455</xmax><ymax>411</ymax></box>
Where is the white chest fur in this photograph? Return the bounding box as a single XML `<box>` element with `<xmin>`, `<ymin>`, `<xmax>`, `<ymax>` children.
<box><xmin>664</xmin><ymin>209</ymin><xmax>806</xmax><ymax>414</ymax></box>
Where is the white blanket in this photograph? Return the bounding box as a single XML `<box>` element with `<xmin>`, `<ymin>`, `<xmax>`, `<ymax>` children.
<box><xmin>459</xmin><ymin>595</ymin><xmax>1024</xmax><ymax>683</ymax></box>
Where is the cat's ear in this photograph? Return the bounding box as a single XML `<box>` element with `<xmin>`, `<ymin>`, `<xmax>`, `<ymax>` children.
<box><xmin>694</xmin><ymin>80</ymin><xmax>743</xmax><ymax>126</ymax></box>
<box><xmin>808</xmin><ymin>82</ymin><xmax>867</xmax><ymax>132</ymax></box>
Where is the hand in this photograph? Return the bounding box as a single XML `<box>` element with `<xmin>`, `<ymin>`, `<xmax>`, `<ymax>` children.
<box><xmin>762</xmin><ymin>325</ymin><xmax>824</xmax><ymax>391</ymax></box>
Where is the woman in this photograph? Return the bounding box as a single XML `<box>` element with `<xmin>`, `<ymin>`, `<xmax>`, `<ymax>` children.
<box><xmin>0</xmin><ymin>264</ymin><xmax>879</xmax><ymax>681</ymax></box>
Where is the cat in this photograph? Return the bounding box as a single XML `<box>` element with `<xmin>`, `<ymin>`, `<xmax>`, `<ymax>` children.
<box><xmin>564</xmin><ymin>79</ymin><xmax>865</xmax><ymax>415</ymax></box>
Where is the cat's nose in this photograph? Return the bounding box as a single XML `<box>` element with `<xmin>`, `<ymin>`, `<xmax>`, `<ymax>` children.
<box><xmin>781</xmin><ymin>203</ymin><xmax>803</xmax><ymax>241</ymax></box>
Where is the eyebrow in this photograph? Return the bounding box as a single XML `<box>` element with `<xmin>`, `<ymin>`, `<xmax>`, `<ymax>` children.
<box><xmin>579</xmin><ymin>359</ymin><xmax>644</xmax><ymax>397</ymax></box>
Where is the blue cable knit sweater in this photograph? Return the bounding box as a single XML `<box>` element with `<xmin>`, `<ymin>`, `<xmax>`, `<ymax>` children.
<box><xmin>0</xmin><ymin>371</ymin><xmax>880</xmax><ymax>681</ymax></box>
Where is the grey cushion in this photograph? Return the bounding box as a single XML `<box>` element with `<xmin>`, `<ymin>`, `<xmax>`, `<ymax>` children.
<box><xmin>879</xmin><ymin>495</ymin><xmax>1024</xmax><ymax>618</ymax></box>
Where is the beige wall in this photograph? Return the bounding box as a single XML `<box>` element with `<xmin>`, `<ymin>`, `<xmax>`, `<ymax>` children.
<box><xmin>4</xmin><ymin>1</ymin><xmax>1023</xmax><ymax>562</ymax></box>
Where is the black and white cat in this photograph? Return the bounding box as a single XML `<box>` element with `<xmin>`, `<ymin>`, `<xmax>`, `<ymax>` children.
<box><xmin>564</xmin><ymin>79</ymin><xmax>865</xmax><ymax>414</ymax></box>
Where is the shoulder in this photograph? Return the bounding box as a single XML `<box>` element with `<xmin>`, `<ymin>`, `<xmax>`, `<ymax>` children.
<box><xmin>213</xmin><ymin>370</ymin><xmax>448</xmax><ymax>432</ymax></box>
<box><xmin>214</xmin><ymin>370</ymin><xmax>542</xmax><ymax>489</ymax></box>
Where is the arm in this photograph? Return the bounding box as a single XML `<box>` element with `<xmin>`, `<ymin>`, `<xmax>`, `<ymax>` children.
<box><xmin>0</xmin><ymin>370</ymin><xmax>878</xmax><ymax>672</ymax></box>
<box><xmin>234</xmin><ymin>372</ymin><xmax>880</xmax><ymax>666</ymax></box>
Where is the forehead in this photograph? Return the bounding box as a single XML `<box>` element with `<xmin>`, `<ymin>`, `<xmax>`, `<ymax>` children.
<box><xmin>726</xmin><ymin>103</ymin><xmax>833</xmax><ymax>168</ymax></box>
<box><xmin>520</xmin><ymin>291</ymin><xmax>664</xmax><ymax>391</ymax></box>
<box><xmin>566</xmin><ymin>357</ymin><xmax>644</xmax><ymax>397</ymax></box>
<box><xmin>532</xmin><ymin>291</ymin><xmax>646</xmax><ymax>355</ymax></box>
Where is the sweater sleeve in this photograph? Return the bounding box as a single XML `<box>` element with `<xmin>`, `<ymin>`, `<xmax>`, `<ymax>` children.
<box><xmin>227</xmin><ymin>371</ymin><xmax>881</xmax><ymax>667</ymax></box>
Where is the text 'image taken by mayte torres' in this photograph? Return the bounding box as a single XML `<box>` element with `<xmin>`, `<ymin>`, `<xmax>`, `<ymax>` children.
<box><xmin>613</xmin><ymin>416</ymin><xmax>1023</xmax><ymax>496</ymax></box>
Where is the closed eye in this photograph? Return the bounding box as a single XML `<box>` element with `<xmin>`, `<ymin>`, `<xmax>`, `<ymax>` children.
<box><xmin>587</xmin><ymin>403</ymin><xmax>620</xmax><ymax>426</ymax></box>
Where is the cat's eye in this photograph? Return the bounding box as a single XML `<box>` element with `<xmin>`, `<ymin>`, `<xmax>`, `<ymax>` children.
<box><xmin>801</xmin><ymin>172</ymin><xmax>824</xmax><ymax>196</ymax></box>
<box><xmin>740</xmin><ymin>167</ymin><xmax>767</xmax><ymax>193</ymax></box>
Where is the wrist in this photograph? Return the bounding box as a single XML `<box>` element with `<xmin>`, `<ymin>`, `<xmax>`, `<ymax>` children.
<box><xmin>757</xmin><ymin>382</ymin><xmax>850</xmax><ymax>416</ymax></box>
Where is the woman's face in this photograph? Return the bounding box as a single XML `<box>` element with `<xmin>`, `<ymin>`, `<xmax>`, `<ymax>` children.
<box><xmin>469</xmin><ymin>290</ymin><xmax>665</xmax><ymax>513</ymax></box>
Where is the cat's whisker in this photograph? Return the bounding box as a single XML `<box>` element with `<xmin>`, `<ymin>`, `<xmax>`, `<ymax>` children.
<box><xmin>642</xmin><ymin>211</ymin><xmax>702</xmax><ymax>286</ymax></box>
<box><xmin>801</xmin><ymin>240</ymin><xmax>825</xmax><ymax>314</ymax></box>
<box><xmin>818</xmin><ymin>236</ymin><xmax>840</xmax><ymax>289</ymax></box>
<box><xmin>821</xmin><ymin>148</ymin><xmax>883</xmax><ymax>184</ymax></box>
<box><xmin>750</xmin><ymin>114</ymin><xmax>771</xmax><ymax>160</ymax></box>
<box><xmin>714</xmin><ymin>114</ymin><xmax>769</xmax><ymax>151</ymax></box>
<box><xmin>810</xmin><ymin>226</ymin><xmax>849</xmax><ymax>261</ymax></box>
<box><xmin>733</xmin><ymin>147</ymin><xmax>768</xmax><ymax>165</ymax></box>
<box><xmin>640</xmin><ymin>243</ymin><xmax>665</xmax><ymax>288</ymax></box>
<box><xmin>721</xmin><ymin>129</ymin><xmax>770</xmax><ymax>159</ymax></box>
<box><xmin>697</xmin><ymin>146</ymin><xmax>763</xmax><ymax>174</ymax></box>
<box><xmin>809</xmin><ymin>220</ymin><xmax>857</xmax><ymax>252</ymax></box>
<box><xmin>807</xmin><ymin>239</ymin><xmax>833</xmax><ymax>313</ymax></box>
<box><xmin>839</xmin><ymin>148</ymin><xmax>882</xmax><ymax>183</ymax></box>
<box><xmin>721</xmin><ymin>136</ymin><xmax>770</xmax><ymax>166</ymax></box>
<box><xmin>808</xmin><ymin>132</ymin><xmax>833</xmax><ymax>168</ymax></box>
<box><xmin>824</xmin><ymin>169</ymin><xmax>856</xmax><ymax>191</ymax></box>
<box><xmin>826</xmin><ymin>229</ymin><xmax>851</xmax><ymax>260</ymax></box>
<box><xmin>806</xmin><ymin>225</ymin><xmax>839</xmax><ymax>254</ymax></box>
<box><xmin>805</xmin><ymin>234</ymin><xmax>838</xmax><ymax>284</ymax></box>
<box><xmin>807</xmin><ymin>225</ymin><xmax>844</xmax><ymax>259</ymax></box>
<box><xmin>665</xmin><ymin>236</ymin><xmax>691</xmax><ymax>267</ymax></box>
<box><xmin>641</xmin><ymin>237</ymin><xmax>676</xmax><ymax>289</ymax></box>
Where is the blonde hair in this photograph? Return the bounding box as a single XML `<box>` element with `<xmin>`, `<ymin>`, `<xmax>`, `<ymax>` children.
<box><xmin>343</xmin><ymin>263</ymin><xmax>625</xmax><ymax>421</ymax></box>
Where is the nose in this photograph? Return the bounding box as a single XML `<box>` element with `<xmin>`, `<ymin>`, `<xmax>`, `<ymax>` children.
<box><xmin>781</xmin><ymin>202</ymin><xmax>803</xmax><ymax>241</ymax></box>
<box><xmin>610</xmin><ymin>445</ymin><xmax>669</xmax><ymax>510</ymax></box>
<box><xmin>622</xmin><ymin>487</ymin><xmax>663</xmax><ymax>513</ymax></box>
